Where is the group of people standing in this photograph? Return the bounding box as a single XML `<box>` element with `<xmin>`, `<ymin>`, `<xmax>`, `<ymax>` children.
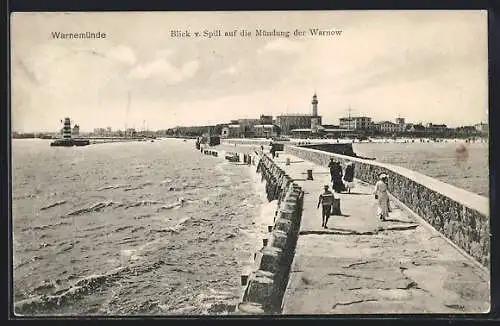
<box><xmin>316</xmin><ymin>158</ymin><xmax>356</xmax><ymax>229</ymax></box>
<box><xmin>318</xmin><ymin>158</ymin><xmax>392</xmax><ymax>228</ymax></box>
<box><xmin>328</xmin><ymin>158</ymin><xmax>355</xmax><ymax>193</ymax></box>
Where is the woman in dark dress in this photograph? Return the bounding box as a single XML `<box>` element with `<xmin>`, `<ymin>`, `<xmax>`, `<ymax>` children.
<box><xmin>328</xmin><ymin>158</ymin><xmax>336</xmax><ymax>182</ymax></box>
<box><xmin>330</xmin><ymin>160</ymin><xmax>345</xmax><ymax>193</ymax></box>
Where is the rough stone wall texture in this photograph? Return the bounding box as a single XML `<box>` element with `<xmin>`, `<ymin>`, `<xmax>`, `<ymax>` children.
<box><xmin>237</xmin><ymin>154</ymin><xmax>303</xmax><ymax>314</ymax></box>
<box><xmin>285</xmin><ymin>145</ymin><xmax>490</xmax><ymax>267</ymax></box>
<box><xmin>222</xmin><ymin>139</ymin><xmax>274</xmax><ymax>146</ymax></box>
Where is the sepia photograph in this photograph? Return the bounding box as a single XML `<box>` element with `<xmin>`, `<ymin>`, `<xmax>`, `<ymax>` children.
<box><xmin>10</xmin><ymin>10</ymin><xmax>489</xmax><ymax>316</ymax></box>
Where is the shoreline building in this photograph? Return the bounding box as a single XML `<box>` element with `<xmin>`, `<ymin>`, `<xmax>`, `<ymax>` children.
<box><xmin>373</xmin><ymin>117</ymin><xmax>407</xmax><ymax>134</ymax></box>
<box><xmin>221</xmin><ymin>124</ymin><xmax>242</xmax><ymax>138</ymax></box>
<box><xmin>220</xmin><ymin>115</ymin><xmax>278</xmax><ymax>138</ymax></box>
<box><xmin>278</xmin><ymin>94</ymin><xmax>323</xmax><ymax>135</ymax></box>
<box><xmin>395</xmin><ymin>117</ymin><xmax>406</xmax><ymax>132</ymax></box>
<box><xmin>253</xmin><ymin>124</ymin><xmax>280</xmax><ymax>138</ymax></box>
<box><xmin>284</xmin><ymin>94</ymin><xmax>365</xmax><ymax>138</ymax></box>
<box><xmin>339</xmin><ymin>116</ymin><xmax>372</xmax><ymax>130</ymax></box>
<box><xmin>72</xmin><ymin>124</ymin><xmax>80</xmax><ymax>137</ymax></box>
<box><xmin>425</xmin><ymin>123</ymin><xmax>448</xmax><ymax>134</ymax></box>
<box><xmin>474</xmin><ymin>122</ymin><xmax>488</xmax><ymax>134</ymax></box>
<box><xmin>374</xmin><ymin>121</ymin><xmax>399</xmax><ymax>133</ymax></box>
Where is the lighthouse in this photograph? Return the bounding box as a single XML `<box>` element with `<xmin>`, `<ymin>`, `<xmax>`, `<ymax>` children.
<box><xmin>51</xmin><ymin>117</ymin><xmax>89</xmax><ymax>146</ymax></box>
<box><xmin>312</xmin><ymin>93</ymin><xmax>318</xmax><ymax>117</ymax></box>
<box><xmin>62</xmin><ymin>117</ymin><xmax>72</xmax><ymax>140</ymax></box>
<box><xmin>311</xmin><ymin>93</ymin><xmax>320</xmax><ymax>133</ymax></box>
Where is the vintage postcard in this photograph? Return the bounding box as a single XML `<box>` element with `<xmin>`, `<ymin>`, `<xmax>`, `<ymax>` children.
<box><xmin>10</xmin><ymin>11</ymin><xmax>489</xmax><ymax>316</ymax></box>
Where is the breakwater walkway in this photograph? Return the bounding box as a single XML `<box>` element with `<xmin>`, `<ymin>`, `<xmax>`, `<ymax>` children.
<box><xmin>271</xmin><ymin>152</ymin><xmax>489</xmax><ymax>314</ymax></box>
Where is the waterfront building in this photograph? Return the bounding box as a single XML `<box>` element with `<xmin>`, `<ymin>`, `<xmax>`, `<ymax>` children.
<box><xmin>321</xmin><ymin>124</ymin><xmax>340</xmax><ymax>129</ymax></box>
<box><xmin>311</xmin><ymin>117</ymin><xmax>321</xmax><ymax>134</ymax></box>
<box><xmin>259</xmin><ymin>115</ymin><xmax>273</xmax><ymax>125</ymax></box>
<box><xmin>277</xmin><ymin>114</ymin><xmax>319</xmax><ymax>135</ymax></box>
<box><xmin>455</xmin><ymin>126</ymin><xmax>478</xmax><ymax>136</ymax></box>
<box><xmin>339</xmin><ymin>116</ymin><xmax>372</xmax><ymax>130</ymax></box>
<box><xmin>125</xmin><ymin>128</ymin><xmax>136</xmax><ymax>137</ymax></box>
<box><xmin>425</xmin><ymin>123</ymin><xmax>448</xmax><ymax>134</ymax></box>
<box><xmin>221</xmin><ymin>124</ymin><xmax>242</xmax><ymax>138</ymax></box>
<box><xmin>407</xmin><ymin>123</ymin><xmax>426</xmax><ymax>133</ymax></box>
<box><xmin>253</xmin><ymin>124</ymin><xmax>280</xmax><ymax>138</ymax></box>
<box><xmin>375</xmin><ymin>121</ymin><xmax>399</xmax><ymax>133</ymax></box>
<box><xmin>290</xmin><ymin>127</ymin><xmax>358</xmax><ymax>139</ymax></box>
<box><xmin>72</xmin><ymin>124</ymin><xmax>80</xmax><ymax>137</ymax></box>
<box><xmin>171</xmin><ymin>125</ymin><xmax>213</xmax><ymax>137</ymax></box>
<box><xmin>237</xmin><ymin>118</ymin><xmax>260</xmax><ymax>128</ymax></box>
<box><xmin>277</xmin><ymin>94</ymin><xmax>323</xmax><ymax>135</ymax></box>
<box><xmin>395</xmin><ymin>117</ymin><xmax>406</xmax><ymax>132</ymax></box>
<box><xmin>475</xmin><ymin>122</ymin><xmax>488</xmax><ymax>134</ymax></box>
<box><xmin>237</xmin><ymin>118</ymin><xmax>260</xmax><ymax>137</ymax></box>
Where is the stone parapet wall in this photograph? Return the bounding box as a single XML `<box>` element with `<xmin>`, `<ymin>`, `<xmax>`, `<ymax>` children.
<box><xmin>284</xmin><ymin>145</ymin><xmax>490</xmax><ymax>267</ymax></box>
<box><xmin>236</xmin><ymin>154</ymin><xmax>304</xmax><ymax>314</ymax></box>
<box><xmin>221</xmin><ymin>139</ymin><xmax>273</xmax><ymax>146</ymax></box>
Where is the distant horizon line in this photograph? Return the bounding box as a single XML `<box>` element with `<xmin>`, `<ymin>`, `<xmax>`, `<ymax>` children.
<box><xmin>13</xmin><ymin>119</ymin><xmax>489</xmax><ymax>134</ymax></box>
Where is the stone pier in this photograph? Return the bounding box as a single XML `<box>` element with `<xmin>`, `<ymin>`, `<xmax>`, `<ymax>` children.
<box><xmin>199</xmin><ymin>141</ymin><xmax>490</xmax><ymax>314</ymax></box>
<box><xmin>273</xmin><ymin>151</ymin><xmax>489</xmax><ymax>314</ymax></box>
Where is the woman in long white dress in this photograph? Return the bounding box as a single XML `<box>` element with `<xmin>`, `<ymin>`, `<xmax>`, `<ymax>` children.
<box><xmin>374</xmin><ymin>174</ymin><xmax>389</xmax><ymax>221</ymax></box>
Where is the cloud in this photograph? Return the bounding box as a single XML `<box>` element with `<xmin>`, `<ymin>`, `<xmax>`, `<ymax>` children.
<box><xmin>106</xmin><ymin>45</ymin><xmax>136</xmax><ymax>65</ymax></box>
<box><xmin>257</xmin><ymin>39</ymin><xmax>304</xmax><ymax>55</ymax></box>
<box><xmin>219</xmin><ymin>60</ymin><xmax>245</xmax><ymax>76</ymax></box>
<box><xmin>182</xmin><ymin>60</ymin><xmax>200</xmax><ymax>78</ymax></box>
<box><xmin>128</xmin><ymin>59</ymin><xmax>200</xmax><ymax>84</ymax></box>
<box><xmin>154</xmin><ymin>49</ymin><xmax>174</xmax><ymax>60</ymax></box>
<box><xmin>220</xmin><ymin>65</ymin><xmax>237</xmax><ymax>75</ymax></box>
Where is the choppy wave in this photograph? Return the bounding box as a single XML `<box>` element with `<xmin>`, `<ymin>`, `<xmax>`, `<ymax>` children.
<box><xmin>124</xmin><ymin>200</ymin><xmax>163</xmax><ymax>209</ymax></box>
<box><xmin>21</xmin><ymin>221</ymin><xmax>71</xmax><ymax>232</ymax></box>
<box><xmin>40</xmin><ymin>200</ymin><xmax>68</xmax><ymax>211</ymax></box>
<box><xmin>12</xmin><ymin>139</ymin><xmax>264</xmax><ymax>315</ymax></box>
<box><xmin>66</xmin><ymin>201</ymin><xmax>115</xmax><ymax>217</ymax></box>
<box><xmin>97</xmin><ymin>185</ymin><xmax>129</xmax><ymax>191</ymax></box>
<box><xmin>14</xmin><ymin>266</ymin><xmax>129</xmax><ymax>315</ymax></box>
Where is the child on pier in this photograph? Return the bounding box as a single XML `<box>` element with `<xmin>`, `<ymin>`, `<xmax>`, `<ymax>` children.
<box><xmin>317</xmin><ymin>185</ymin><xmax>335</xmax><ymax>229</ymax></box>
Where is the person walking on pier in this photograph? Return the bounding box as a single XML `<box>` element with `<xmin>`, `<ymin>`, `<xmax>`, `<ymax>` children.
<box><xmin>328</xmin><ymin>158</ymin><xmax>336</xmax><ymax>181</ymax></box>
<box><xmin>374</xmin><ymin>174</ymin><xmax>389</xmax><ymax>221</ymax></box>
<box><xmin>270</xmin><ymin>143</ymin><xmax>277</xmax><ymax>159</ymax></box>
<box><xmin>317</xmin><ymin>185</ymin><xmax>335</xmax><ymax>229</ymax></box>
<box><xmin>343</xmin><ymin>162</ymin><xmax>355</xmax><ymax>193</ymax></box>
<box><xmin>328</xmin><ymin>159</ymin><xmax>345</xmax><ymax>193</ymax></box>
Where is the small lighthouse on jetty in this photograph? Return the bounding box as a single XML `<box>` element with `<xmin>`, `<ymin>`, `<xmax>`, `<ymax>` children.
<box><xmin>50</xmin><ymin>117</ymin><xmax>90</xmax><ymax>147</ymax></box>
<box><xmin>62</xmin><ymin>117</ymin><xmax>72</xmax><ymax>140</ymax></box>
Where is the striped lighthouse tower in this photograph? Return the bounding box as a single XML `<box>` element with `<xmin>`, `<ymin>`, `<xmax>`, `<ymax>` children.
<box><xmin>62</xmin><ymin>117</ymin><xmax>72</xmax><ymax>140</ymax></box>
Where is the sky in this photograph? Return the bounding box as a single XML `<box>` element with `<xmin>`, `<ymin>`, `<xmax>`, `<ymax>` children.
<box><xmin>11</xmin><ymin>11</ymin><xmax>488</xmax><ymax>132</ymax></box>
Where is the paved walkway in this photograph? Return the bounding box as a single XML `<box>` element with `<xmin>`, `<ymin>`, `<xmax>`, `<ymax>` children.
<box><xmin>271</xmin><ymin>153</ymin><xmax>489</xmax><ymax>314</ymax></box>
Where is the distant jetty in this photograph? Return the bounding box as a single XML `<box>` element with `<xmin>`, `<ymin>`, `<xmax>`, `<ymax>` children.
<box><xmin>50</xmin><ymin>139</ymin><xmax>90</xmax><ymax>147</ymax></box>
<box><xmin>50</xmin><ymin>118</ymin><xmax>90</xmax><ymax>147</ymax></box>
